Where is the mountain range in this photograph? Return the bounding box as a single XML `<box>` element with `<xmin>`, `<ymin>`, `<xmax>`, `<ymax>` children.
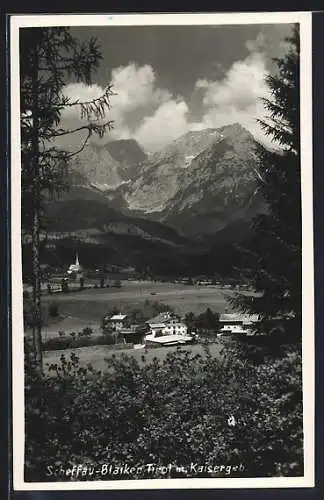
<box><xmin>28</xmin><ymin>123</ymin><xmax>267</xmax><ymax>276</ymax></box>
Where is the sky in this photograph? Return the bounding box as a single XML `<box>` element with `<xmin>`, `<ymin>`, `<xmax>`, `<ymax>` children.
<box><xmin>59</xmin><ymin>23</ymin><xmax>294</xmax><ymax>152</ymax></box>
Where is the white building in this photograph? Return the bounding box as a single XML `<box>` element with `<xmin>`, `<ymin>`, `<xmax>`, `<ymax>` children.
<box><xmin>148</xmin><ymin>322</ymin><xmax>167</xmax><ymax>337</ymax></box>
<box><xmin>162</xmin><ymin>322</ymin><xmax>188</xmax><ymax>336</ymax></box>
<box><xmin>66</xmin><ymin>253</ymin><xmax>83</xmax><ymax>276</ymax></box>
<box><xmin>107</xmin><ymin>314</ymin><xmax>129</xmax><ymax>331</ymax></box>
<box><xmin>218</xmin><ymin>313</ymin><xmax>260</xmax><ymax>335</ymax></box>
<box><xmin>146</xmin><ymin>311</ymin><xmax>188</xmax><ymax>338</ymax></box>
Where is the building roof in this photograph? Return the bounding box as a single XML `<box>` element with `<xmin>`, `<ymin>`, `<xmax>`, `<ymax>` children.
<box><xmin>219</xmin><ymin>313</ymin><xmax>260</xmax><ymax>323</ymax></box>
<box><xmin>110</xmin><ymin>314</ymin><xmax>127</xmax><ymax>321</ymax></box>
<box><xmin>149</xmin><ymin>323</ymin><xmax>166</xmax><ymax>329</ymax></box>
<box><xmin>164</xmin><ymin>323</ymin><xmax>187</xmax><ymax>328</ymax></box>
<box><xmin>146</xmin><ymin>311</ymin><xmax>178</xmax><ymax>325</ymax></box>
<box><xmin>145</xmin><ymin>334</ymin><xmax>192</xmax><ymax>345</ymax></box>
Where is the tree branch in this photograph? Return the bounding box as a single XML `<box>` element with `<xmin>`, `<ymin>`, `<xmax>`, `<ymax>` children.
<box><xmin>51</xmin><ymin>124</ymin><xmax>98</xmax><ymax>137</ymax></box>
<box><xmin>66</xmin><ymin>130</ymin><xmax>92</xmax><ymax>159</ymax></box>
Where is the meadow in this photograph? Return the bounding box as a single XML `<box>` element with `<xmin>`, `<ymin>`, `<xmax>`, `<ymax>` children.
<box><xmin>43</xmin><ymin>341</ymin><xmax>224</xmax><ymax>372</ymax></box>
<box><xmin>38</xmin><ymin>280</ymin><xmax>237</xmax><ymax>338</ymax></box>
<box><xmin>27</xmin><ymin>280</ymin><xmax>257</xmax><ymax>371</ymax></box>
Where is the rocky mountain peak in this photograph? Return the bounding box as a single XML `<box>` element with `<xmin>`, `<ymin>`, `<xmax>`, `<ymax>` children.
<box><xmin>120</xmin><ymin>123</ymin><xmax>260</xmax><ymax>217</ymax></box>
<box><xmin>69</xmin><ymin>138</ymin><xmax>147</xmax><ymax>190</ymax></box>
<box><xmin>104</xmin><ymin>138</ymin><xmax>148</xmax><ymax>165</ymax></box>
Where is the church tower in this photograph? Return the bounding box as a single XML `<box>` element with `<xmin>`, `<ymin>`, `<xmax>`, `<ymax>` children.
<box><xmin>66</xmin><ymin>251</ymin><xmax>83</xmax><ymax>276</ymax></box>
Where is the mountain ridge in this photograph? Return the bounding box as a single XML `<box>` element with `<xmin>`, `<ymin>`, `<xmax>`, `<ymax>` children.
<box><xmin>117</xmin><ymin>123</ymin><xmax>263</xmax><ymax>236</ymax></box>
<box><xmin>37</xmin><ymin>123</ymin><xmax>267</xmax><ymax>276</ymax></box>
<box><xmin>68</xmin><ymin>138</ymin><xmax>148</xmax><ymax>190</ymax></box>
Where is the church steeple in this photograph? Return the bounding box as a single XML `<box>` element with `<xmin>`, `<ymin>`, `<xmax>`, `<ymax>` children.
<box><xmin>67</xmin><ymin>251</ymin><xmax>83</xmax><ymax>275</ymax></box>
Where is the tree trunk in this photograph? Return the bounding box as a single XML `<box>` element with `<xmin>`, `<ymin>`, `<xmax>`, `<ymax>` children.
<box><xmin>31</xmin><ymin>176</ymin><xmax>42</xmax><ymax>370</ymax></box>
<box><xmin>30</xmin><ymin>47</ymin><xmax>43</xmax><ymax>371</ymax></box>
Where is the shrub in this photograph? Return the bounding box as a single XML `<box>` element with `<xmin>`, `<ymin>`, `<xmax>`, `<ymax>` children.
<box><xmin>101</xmin><ymin>327</ymin><xmax>114</xmax><ymax>338</ymax></box>
<box><xmin>42</xmin><ymin>336</ymin><xmax>72</xmax><ymax>350</ymax></box>
<box><xmin>42</xmin><ymin>333</ymin><xmax>118</xmax><ymax>351</ymax></box>
<box><xmin>96</xmin><ymin>334</ymin><xmax>116</xmax><ymax>346</ymax></box>
<box><xmin>25</xmin><ymin>344</ymin><xmax>303</xmax><ymax>481</ymax></box>
<box><xmin>79</xmin><ymin>327</ymin><xmax>93</xmax><ymax>337</ymax></box>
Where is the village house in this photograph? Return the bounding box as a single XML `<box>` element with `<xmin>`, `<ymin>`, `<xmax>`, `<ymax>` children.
<box><xmin>218</xmin><ymin>313</ymin><xmax>260</xmax><ymax>335</ymax></box>
<box><xmin>145</xmin><ymin>311</ymin><xmax>189</xmax><ymax>338</ymax></box>
<box><xmin>106</xmin><ymin>314</ymin><xmax>130</xmax><ymax>331</ymax></box>
<box><xmin>162</xmin><ymin>322</ymin><xmax>188</xmax><ymax>336</ymax></box>
<box><xmin>146</xmin><ymin>311</ymin><xmax>179</xmax><ymax>328</ymax></box>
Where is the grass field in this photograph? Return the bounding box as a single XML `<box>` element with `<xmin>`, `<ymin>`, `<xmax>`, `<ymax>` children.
<box><xmin>43</xmin><ymin>341</ymin><xmax>224</xmax><ymax>373</ymax></box>
<box><xmin>43</xmin><ymin>281</ymin><xmax>235</xmax><ymax>319</ymax></box>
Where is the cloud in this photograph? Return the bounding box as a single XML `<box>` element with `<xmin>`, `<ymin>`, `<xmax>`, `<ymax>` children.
<box><xmin>134</xmin><ymin>99</ymin><xmax>190</xmax><ymax>151</ymax></box>
<box><xmin>110</xmin><ymin>63</ymin><xmax>171</xmax><ymax>113</ymax></box>
<box><xmin>195</xmin><ymin>49</ymin><xmax>272</xmax><ymax>146</ymax></box>
<box><xmin>60</xmin><ymin>63</ymin><xmax>189</xmax><ymax>150</ymax></box>
<box><xmin>61</xmin><ymin>63</ymin><xmax>174</xmax><ymax>146</ymax></box>
<box><xmin>107</xmin><ymin>63</ymin><xmax>174</xmax><ymax>142</ymax></box>
<box><xmin>190</xmin><ymin>27</ymin><xmax>293</xmax><ymax>149</ymax></box>
<box><xmin>59</xmin><ymin>31</ymin><xmax>289</xmax><ymax>152</ymax></box>
<box><xmin>245</xmin><ymin>32</ymin><xmax>267</xmax><ymax>54</ymax></box>
<box><xmin>197</xmin><ymin>53</ymin><xmax>268</xmax><ymax>111</ymax></box>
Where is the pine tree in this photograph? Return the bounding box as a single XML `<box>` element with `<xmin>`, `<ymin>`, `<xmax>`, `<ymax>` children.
<box><xmin>231</xmin><ymin>25</ymin><xmax>301</xmax><ymax>337</ymax></box>
<box><xmin>20</xmin><ymin>27</ymin><xmax>114</xmax><ymax>368</ymax></box>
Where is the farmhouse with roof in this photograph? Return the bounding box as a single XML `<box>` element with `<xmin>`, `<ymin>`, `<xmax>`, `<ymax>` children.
<box><xmin>106</xmin><ymin>314</ymin><xmax>130</xmax><ymax>331</ymax></box>
<box><xmin>118</xmin><ymin>323</ymin><xmax>150</xmax><ymax>345</ymax></box>
<box><xmin>145</xmin><ymin>310</ymin><xmax>191</xmax><ymax>344</ymax></box>
<box><xmin>218</xmin><ymin>313</ymin><xmax>260</xmax><ymax>335</ymax></box>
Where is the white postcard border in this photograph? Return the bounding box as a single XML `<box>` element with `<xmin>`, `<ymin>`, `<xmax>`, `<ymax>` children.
<box><xmin>10</xmin><ymin>11</ymin><xmax>314</xmax><ymax>491</ymax></box>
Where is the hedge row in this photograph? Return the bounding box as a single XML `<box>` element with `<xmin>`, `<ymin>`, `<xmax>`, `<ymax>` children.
<box><xmin>42</xmin><ymin>335</ymin><xmax>136</xmax><ymax>351</ymax></box>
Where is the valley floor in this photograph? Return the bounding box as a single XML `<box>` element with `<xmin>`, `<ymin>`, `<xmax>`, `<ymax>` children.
<box><xmin>36</xmin><ymin>280</ymin><xmax>244</xmax><ymax>338</ymax></box>
<box><xmin>26</xmin><ymin>281</ymin><xmax>258</xmax><ymax>371</ymax></box>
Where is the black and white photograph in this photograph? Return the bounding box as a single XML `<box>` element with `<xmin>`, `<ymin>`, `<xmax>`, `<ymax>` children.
<box><xmin>10</xmin><ymin>12</ymin><xmax>314</xmax><ymax>490</ymax></box>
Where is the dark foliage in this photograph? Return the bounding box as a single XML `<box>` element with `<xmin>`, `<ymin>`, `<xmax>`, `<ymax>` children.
<box><xmin>25</xmin><ymin>345</ymin><xmax>303</xmax><ymax>481</ymax></box>
<box><xmin>41</xmin><ymin>333</ymin><xmax>116</xmax><ymax>351</ymax></box>
<box><xmin>184</xmin><ymin>308</ymin><xmax>220</xmax><ymax>333</ymax></box>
